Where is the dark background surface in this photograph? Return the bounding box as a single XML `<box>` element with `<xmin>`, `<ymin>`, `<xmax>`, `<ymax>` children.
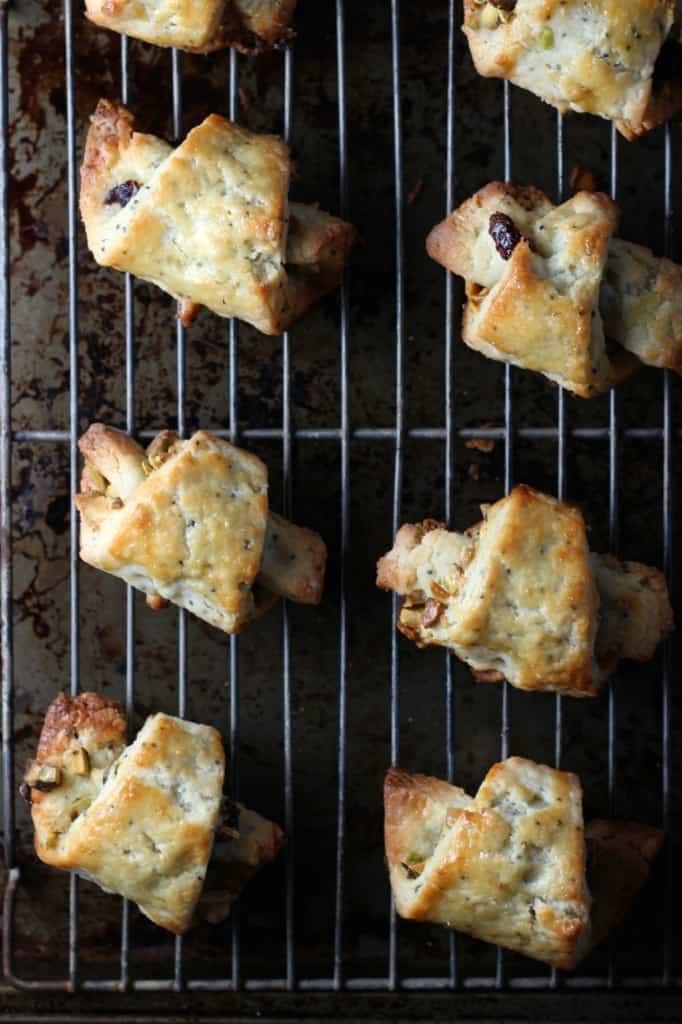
<box><xmin>2</xmin><ymin>0</ymin><xmax>682</xmax><ymax>1014</ymax></box>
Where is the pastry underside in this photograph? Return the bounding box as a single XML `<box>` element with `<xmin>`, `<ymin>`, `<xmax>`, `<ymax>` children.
<box><xmin>29</xmin><ymin>692</ymin><xmax>285</xmax><ymax>933</ymax></box>
<box><xmin>616</xmin><ymin>36</ymin><xmax>682</xmax><ymax>140</ymax></box>
<box><xmin>384</xmin><ymin>758</ymin><xmax>663</xmax><ymax>970</ymax></box>
<box><xmin>84</xmin><ymin>0</ymin><xmax>298</xmax><ymax>54</ymax></box>
<box><xmin>427</xmin><ymin>182</ymin><xmax>682</xmax><ymax>387</ymax></box>
<box><xmin>462</xmin><ymin>0</ymin><xmax>679</xmax><ymax>139</ymax></box>
<box><xmin>199</xmin><ymin>804</ymin><xmax>286</xmax><ymax>924</ymax></box>
<box><xmin>376</xmin><ymin>485</ymin><xmax>674</xmax><ymax>697</ymax></box>
<box><xmin>75</xmin><ymin>424</ymin><xmax>327</xmax><ymax>634</ymax></box>
<box><xmin>601</xmin><ymin>238</ymin><xmax>682</xmax><ymax>374</ymax></box>
<box><xmin>80</xmin><ymin>100</ymin><xmax>354</xmax><ymax>335</ymax></box>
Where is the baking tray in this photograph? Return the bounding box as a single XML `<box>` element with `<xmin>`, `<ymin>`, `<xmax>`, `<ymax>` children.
<box><xmin>1</xmin><ymin>0</ymin><xmax>681</xmax><ymax>1019</ymax></box>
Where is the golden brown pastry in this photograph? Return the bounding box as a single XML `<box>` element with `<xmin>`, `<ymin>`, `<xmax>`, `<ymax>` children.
<box><xmin>80</xmin><ymin>101</ymin><xmax>355</xmax><ymax>335</ymax></box>
<box><xmin>377</xmin><ymin>485</ymin><xmax>673</xmax><ymax>697</ymax></box>
<box><xmin>385</xmin><ymin>757</ymin><xmax>663</xmax><ymax>970</ymax></box>
<box><xmin>25</xmin><ymin>692</ymin><xmax>284</xmax><ymax>934</ymax></box>
<box><xmin>75</xmin><ymin>424</ymin><xmax>327</xmax><ymax>634</ymax></box>
<box><xmin>462</xmin><ymin>0</ymin><xmax>682</xmax><ymax>140</ymax></box>
<box><xmin>427</xmin><ymin>182</ymin><xmax>682</xmax><ymax>392</ymax></box>
<box><xmin>85</xmin><ymin>0</ymin><xmax>298</xmax><ymax>54</ymax></box>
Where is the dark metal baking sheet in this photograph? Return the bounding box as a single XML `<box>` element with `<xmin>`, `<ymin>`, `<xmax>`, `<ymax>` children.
<box><xmin>1</xmin><ymin>0</ymin><xmax>681</xmax><ymax>1016</ymax></box>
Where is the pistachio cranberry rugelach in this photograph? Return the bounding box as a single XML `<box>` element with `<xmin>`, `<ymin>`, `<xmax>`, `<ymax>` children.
<box><xmin>85</xmin><ymin>0</ymin><xmax>297</xmax><ymax>54</ymax></box>
<box><xmin>75</xmin><ymin>424</ymin><xmax>327</xmax><ymax>634</ymax></box>
<box><xmin>25</xmin><ymin>692</ymin><xmax>284</xmax><ymax>934</ymax></box>
<box><xmin>80</xmin><ymin>100</ymin><xmax>355</xmax><ymax>335</ymax></box>
<box><xmin>377</xmin><ymin>485</ymin><xmax>673</xmax><ymax>698</ymax></box>
<box><xmin>463</xmin><ymin>0</ymin><xmax>682</xmax><ymax>140</ymax></box>
<box><xmin>426</xmin><ymin>182</ymin><xmax>682</xmax><ymax>395</ymax></box>
<box><xmin>385</xmin><ymin>757</ymin><xmax>663</xmax><ymax>969</ymax></box>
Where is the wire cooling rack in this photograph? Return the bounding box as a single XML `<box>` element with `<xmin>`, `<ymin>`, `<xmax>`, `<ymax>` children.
<box><xmin>1</xmin><ymin>0</ymin><xmax>680</xmax><ymax>1016</ymax></box>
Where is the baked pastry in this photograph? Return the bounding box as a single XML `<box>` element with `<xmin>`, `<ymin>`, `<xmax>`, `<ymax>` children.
<box><xmin>601</xmin><ymin>238</ymin><xmax>682</xmax><ymax>374</ymax></box>
<box><xmin>427</xmin><ymin>182</ymin><xmax>682</xmax><ymax>393</ymax></box>
<box><xmin>199</xmin><ymin>802</ymin><xmax>285</xmax><ymax>924</ymax></box>
<box><xmin>25</xmin><ymin>692</ymin><xmax>284</xmax><ymax>934</ymax></box>
<box><xmin>85</xmin><ymin>0</ymin><xmax>297</xmax><ymax>54</ymax></box>
<box><xmin>385</xmin><ymin>757</ymin><xmax>663</xmax><ymax>969</ymax></box>
<box><xmin>75</xmin><ymin>424</ymin><xmax>327</xmax><ymax>634</ymax></box>
<box><xmin>462</xmin><ymin>1</ymin><xmax>682</xmax><ymax>140</ymax></box>
<box><xmin>80</xmin><ymin>100</ymin><xmax>355</xmax><ymax>335</ymax></box>
<box><xmin>376</xmin><ymin>484</ymin><xmax>673</xmax><ymax>697</ymax></box>
<box><xmin>28</xmin><ymin>693</ymin><xmax>224</xmax><ymax>934</ymax></box>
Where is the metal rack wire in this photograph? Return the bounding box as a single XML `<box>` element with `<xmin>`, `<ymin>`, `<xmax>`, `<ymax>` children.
<box><xmin>0</xmin><ymin>0</ymin><xmax>678</xmax><ymax>1003</ymax></box>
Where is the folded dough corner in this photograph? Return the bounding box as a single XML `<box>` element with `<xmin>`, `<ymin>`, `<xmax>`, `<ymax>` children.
<box><xmin>84</xmin><ymin>0</ymin><xmax>298</xmax><ymax>54</ymax></box>
<box><xmin>377</xmin><ymin>484</ymin><xmax>674</xmax><ymax>697</ymax></box>
<box><xmin>427</xmin><ymin>181</ymin><xmax>682</xmax><ymax>395</ymax></box>
<box><xmin>385</xmin><ymin>757</ymin><xmax>663</xmax><ymax>970</ymax></box>
<box><xmin>27</xmin><ymin>692</ymin><xmax>284</xmax><ymax>934</ymax></box>
<box><xmin>80</xmin><ymin>100</ymin><xmax>355</xmax><ymax>335</ymax></box>
<box><xmin>462</xmin><ymin>0</ymin><xmax>682</xmax><ymax>140</ymax></box>
<box><xmin>75</xmin><ymin>424</ymin><xmax>327</xmax><ymax>633</ymax></box>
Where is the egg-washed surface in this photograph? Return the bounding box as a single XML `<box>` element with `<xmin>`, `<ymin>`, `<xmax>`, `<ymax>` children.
<box><xmin>385</xmin><ymin>758</ymin><xmax>664</xmax><ymax>969</ymax></box>
<box><xmin>77</xmin><ymin>428</ymin><xmax>272</xmax><ymax>633</ymax></box>
<box><xmin>377</xmin><ymin>485</ymin><xmax>674</xmax><ymax>696</ymax></box>
<box><xmin>79</xmin><ymin>100</ymin><xmax>354</xmax><ymax>335</ymax></box>
<box><xmin>30</xmin><ymin>699</ymin><xmax>225</xmax><ymax>934</ymax></box>
<box><xmin>427</xmin><ymin>182</ymin><xmax>682</xmax><ymax>393</ymax></box>
<box><xmin>75</xmin><ymin>424</ymin><xmax>327</xmax><ymax>631</ymax></box>
<box><xmin>462</xmin><ymin>0</ymin><xmax>679</xmax><ymax>138</ymax></box>
<box><xmin>84</xmin><ymin>0</ymin><xmax>298</xmax><ymax>53</ymax></box>
<box><xmin>385</xmin><ymin>757</ymin><xmax>590</xmax><ymax>969</ymax></box>
<box><xmin>10</xmin><ymin>0</ymin><xmax>680</xmax><ymax>994</ymax></box>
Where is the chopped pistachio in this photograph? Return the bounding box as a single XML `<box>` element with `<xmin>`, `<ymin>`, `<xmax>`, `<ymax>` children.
<box><xmin>431</xmin><ymin>582</ymin><xmax>449</xmax><ymax>601</ymax></box>
<box><xmin>70</xmin><ymin>746</ymin><xmax>90</xmax><ymax>776</ymax></box>
<box><xmin>539</xmin><ymin>26</ymin><xmax>554</xmax><ymax>48</ymax></box>
<box><xmin>480</xmin><ymin>4</ymin><xmax>500</xmax><ymax>28</ymax></box>
<box><xmin>423</xmin><ymin>599</ymin><xmax>445</xmax><ymax>628</ymax></box>
<box><xmin>24</xmin><ymin>760</ymin><xmax>62</xmax><ymax>791</ymax></box>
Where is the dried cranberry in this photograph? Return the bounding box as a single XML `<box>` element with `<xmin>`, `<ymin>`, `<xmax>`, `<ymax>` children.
<box><xmin>489</xmin><ymin>212</ymin><xmax>523</xmax><ymax>260</ymax></box>
<box><xmin>104</xmin><ymin>180</ymin><xmax>141</xmax><ymax>207</ymax></box>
